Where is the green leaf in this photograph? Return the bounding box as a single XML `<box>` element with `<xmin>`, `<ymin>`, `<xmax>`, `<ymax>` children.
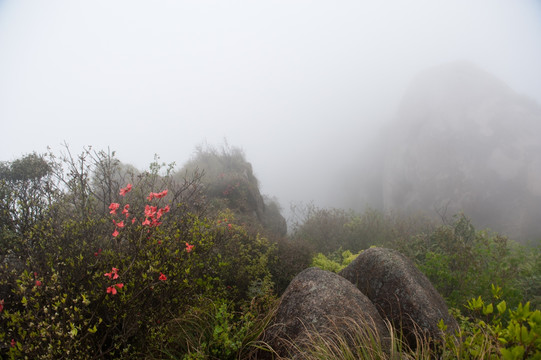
<box><xmin>500</xmin><ymin>348</ymin><xmax>514</xmax><ymax>360</ymax></box>
<box><xmin>437</xmin><ymin>318</ymin><xmax>448</xmax><ymax>331</ymax></box>
<box><xmin>483</xmin><ymin>303</ymin><xmax>493</xmax><ymax>315</ymax></box>
<box><xmin>81</xmin><ymin>294</ymin><xmax>90</xmax><ymax>306</ymax></box>
<box><xmin>467</xmin><ymin>296</ymin><xmax>484</xmax><ymax>311</ymax></box>
<box><xmin>497</xmin><ymin>300</ymin><xmax>507</xmax><ymax>315</ymax></box>
<box><xmin>491</xmin><ymin>284</ymin><xmax>503</xmax><ymax>299</ymax></box>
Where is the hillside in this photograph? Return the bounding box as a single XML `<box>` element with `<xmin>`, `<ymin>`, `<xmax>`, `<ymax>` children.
<box><xmin>376</xmin><ymin>62</ymin><xmax>541</xmax><ymax>242</ymax></box>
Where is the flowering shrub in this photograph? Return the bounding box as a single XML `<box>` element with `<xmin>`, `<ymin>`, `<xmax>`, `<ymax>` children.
<box><xmin>0</xmin><ymin>151</ymin><xmax>277</xmax><ymax>359</ymax></box>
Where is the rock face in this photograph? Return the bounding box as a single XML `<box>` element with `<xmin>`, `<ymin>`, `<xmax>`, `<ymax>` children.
<box><xmin>339</xmin><ymin>247</ymin><xmax>458</xmax><ymax>346</ymax></box>
<box><xmin>381</xmin><ymin>61</ymin><xmax>541</xmax><ymax>241</ymax></box>
<box><xmin>261</xmin><ymin>267</ymin><xmax>390</xmax><ymax>359</ymax></box>
<box><xmin>179</xmin><ymin>147</ymin><xmax>288</xmax><ymax>236</ymax></box>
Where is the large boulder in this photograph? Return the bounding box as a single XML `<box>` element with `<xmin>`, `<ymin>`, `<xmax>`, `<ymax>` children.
<box><xmin>260</xmin><ymin>267</ymin><xmax>390</xmax><ymax>359</ymax></box>
<box><xmin>339</xmin><ymin>247</ymin><xmax>458</xmax><ymax>347</ymax></box>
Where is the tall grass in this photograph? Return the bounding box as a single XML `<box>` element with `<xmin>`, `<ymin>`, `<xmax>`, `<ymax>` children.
<box><xmin>156</xmin><ymin>297</ymin><xmax>280</xmax><ymax>360</ymax></box>
<box><xmin>252</xmin><ymin>314</ymin><xmax>508</xmax><ymax>360</ymax></box>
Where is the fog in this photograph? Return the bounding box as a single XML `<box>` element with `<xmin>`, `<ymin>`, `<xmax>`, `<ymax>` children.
<box><xmin>1</xmin><ymin>0</ymin><xmax>541</xmax><ymax>219</ymax></box>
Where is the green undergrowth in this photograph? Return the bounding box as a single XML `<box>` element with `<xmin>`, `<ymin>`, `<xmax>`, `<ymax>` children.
<box><xmin>1</xmin><ymin>149</ymin><xmax>540</xmax><ymax>359</ymax></box>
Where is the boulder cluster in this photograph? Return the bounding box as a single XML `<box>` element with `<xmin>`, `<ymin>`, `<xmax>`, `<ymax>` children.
<box><xmin>259</xmin><ymin>247</ymin><xmax>458</xmax><ymax>359</ymax></box>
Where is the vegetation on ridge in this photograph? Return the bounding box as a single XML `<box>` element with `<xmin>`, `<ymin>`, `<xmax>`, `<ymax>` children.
<box><xmin>0</xmin><ymin>146</ymin><xmax>540</xmax><ymax>359</ymax></box>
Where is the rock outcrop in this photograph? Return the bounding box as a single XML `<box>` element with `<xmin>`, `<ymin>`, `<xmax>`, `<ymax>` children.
<box><xmin>380</xmin><ymin>61</ymin><xmax>541</xmax><ymax>241</ymax></box>
<box><xmin>260</xmin><ymin>267</ymin><xmax>390</xmax><ymax>359</ymax></box>
<box><xmin>179</xmin><ymin>145</ymin><xmax>287</xmax><ymax>236</ymax></box>
<box><xmin>339</xmin><ymin>247</ymin><xmax>458</xmax><ymax>347</ymax></box>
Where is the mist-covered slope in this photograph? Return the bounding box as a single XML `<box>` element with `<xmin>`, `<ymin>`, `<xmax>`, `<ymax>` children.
<box><xmin>380</xmin><ymin>61</ymin><xmax>541</xmax><ymax>241</ymax></box>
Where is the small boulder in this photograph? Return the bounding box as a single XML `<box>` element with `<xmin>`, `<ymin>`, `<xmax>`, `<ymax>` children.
<box><xmin>260</xmin><ymin>267</ymin><xmax>390</xmax><ymax>359</ymax></box>
<box><xmin>339</xmin><ymin>247</ymin><xmax>458</xmax><ymax>347</ymax></box>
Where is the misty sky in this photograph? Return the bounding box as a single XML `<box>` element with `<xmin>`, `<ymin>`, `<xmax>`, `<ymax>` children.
<box><xmin>1</xmin><ymin>0</ymin><xmax>541</xmax><ymax>210</ymax></box>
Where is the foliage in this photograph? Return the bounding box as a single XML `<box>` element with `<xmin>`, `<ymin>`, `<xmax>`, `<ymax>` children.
<box><xmin>289</xmin><ymin>205</ymin><xmax>356</xmax><ymax>254</ymax></box>
<box><xmin>1</xmin><ymin>146</ymin><xmax>541</xmax><ymax>359</ymax></box>
<box><xmin>441</xmin><ymin>285</ymin><xmax>541</xmax><ymax>359</ymax></box>
<box><xmin>311</xmin><ymin>249</ymin><xmax>361</xmax><ymax>273</ymax></box>
<box><xmin>260</xmin><ymin>288</ymin><xmax>541</xmax><ymax>360</ymax></box>
<box><xmin>0</xmin><ymin>153</ymin><xmax>56</xmax><ymax>237</ymax></box>
<box><xmin>180</xmin><ymin>143</ymin><xmax>287</xmax><ymax>238</ymax></box>
<box><xmin>0</xmin><ymin>149</ymin><xmax>277</xmax><ymax>359</ymax></box>
<box><xmin>269</xmin><ymin>236</ymin><xmax>312</xmax><ymax>295</ymax></box>
<box><xmin>283</xmin><ymin>316</ymin><xmax>396</xmax><ymax>360</ymax></box>
<box><xmin>291</xmin><ymin>205</ymin><xmax>540</xmax><ymax>311</ymax></box>
<box><xmin>290</xmin><ymin>204</ymin><xmax>435</xmax><ymax>255</ymax></box>
<box><xmin>417</xmin><ymin>214</ymin><xmax>534</xmax><ymax>309</ymax></box>
<box><xmin>159</xmin><ymin>294</ymin><xmax>277</xmax><ymax>360</ymax></box>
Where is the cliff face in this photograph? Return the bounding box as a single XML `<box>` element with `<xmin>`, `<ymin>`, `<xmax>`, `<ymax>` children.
<box><xmin>381</xmin><ymin>62</ymin><xmax>541</xmax><ymax>241</ymax></box>
<box><xmin>180</xmin><ymin>146</ymin><xmax>287</xmax><ymax>237</ymax></box>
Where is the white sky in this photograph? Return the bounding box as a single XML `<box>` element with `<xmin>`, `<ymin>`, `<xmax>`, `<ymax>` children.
<box><xmin>1</xmin><ymin>0</ymin><xmax>541</xmax><ymax>209</ymax></box>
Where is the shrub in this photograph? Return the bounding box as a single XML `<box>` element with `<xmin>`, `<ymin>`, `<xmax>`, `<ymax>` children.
<box><xmin>311</xmin><ymin>249</ymin><xmax>361</xmax><ymax>273</ymax></box>
<box><xmin>269</xmin><ymin>236</ymin><xmax>312</xmax><ymax>295</ymax></box>
<box><xmin>418</xmin><ymin>214</ymin><xmax>533</xmax><ymax>309</ymax></box>
<box><xmin>290</xmin><ymin>204</ymin><xmax>436</xmax><ymax>255</ymax></box>
<box><xmin>442</xmin><ymin>285</ymin><xmax>541</xmax><ymax>359</ymax></box>
<box><xmin>0</xmin><ymin>151</ymin><xmax>277</xmax><ymax>359</ymax></box>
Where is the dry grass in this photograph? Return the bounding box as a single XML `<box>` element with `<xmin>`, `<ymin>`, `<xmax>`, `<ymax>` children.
<box><xmin>251</xmin><ymin>314</ymin><xmax>481</xmax><ymax>360</ymax></box>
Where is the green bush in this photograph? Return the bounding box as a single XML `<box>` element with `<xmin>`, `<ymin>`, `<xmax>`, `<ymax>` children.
<box><xmin>290</xmin><ymin>204</ymin><xmax>436</xmax><ymax>255</ymax></box>
<box><xmin>2</xmin><ymin>147</ymin><xmax>541</xmax><ymax>359</ymax></box>
<box><xmin>311</xmin><ymin>249</ymin><xmax>361</xmax><ymax>273</ymax></box>
<box><xmin>0</xmin><ymin>151</ymin><xmax>277</xmax><ymax>359</ymax></box>
<box><xmin>269</xmin><ymin>236</ymin><xmax>312</xmax><ymax>295</ymax></box>
<box><xmin>418</xmin><ymin>214</ymin><xmax>534</xmax><ymax>309</ymax></box>
<box><xmin>292</xmin><ymin>205</ymin><xmax>539</xmax><ymax>311</ymax></box>
<box><xmin>442</xmin><ymin>285</ymin><xmax>541</xmax><ymax>359</ymax></box>
<box><xmin>158</xmin><ymin>294</ymin><xmax>276</xmax><ymax>360</ymax></box>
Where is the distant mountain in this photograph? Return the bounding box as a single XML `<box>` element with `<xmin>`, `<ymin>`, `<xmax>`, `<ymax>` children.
<box><xmin>380</xmin><ymin>61</ymin><xmax>541</xmax><ymax>242</ymax></box>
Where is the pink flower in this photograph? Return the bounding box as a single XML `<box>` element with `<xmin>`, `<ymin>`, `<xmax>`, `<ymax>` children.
<box><xmin>185</xmin><ymin>243</ymin><xmax>194</xmax><ymax>253</ymax></box>
<box><xmin>94</xmin><ymin>248</ymin><xmax>102</xmax><ymax>257</ymax></box>
<box><xmin>104</xmin><ymin>267</ymin><xmax>119</xmax><ymax>280</ymax></box>
<box><xmin>142</xmin><ymin>218</ymin><xmax>151</xmax><ymax>226</ymax></box>
<box><xmin>144</xmin><ymin>205</ymin><xmax>157</xmax><ymax>218</ymax></box>
<box><xmin>35</xmin><ymin>280</ymin><xmax>42</xmax><ymax>287</ymax></box>
<box><xmin>159</xmin><ymin>273</ymin><xmax>167</xmax><ymax>281</ymax></box>
<box><xmin>106</xmin><ymin>283</ymin><xmax>123</xmax><ymax>295</ymax></box>
<box><xmin>0</xmin><ymin>299</ymin><xmax>4</xmax><ymax>312</ymax></box>
<box><xmin>132</xmin><ymin>218</ymin><xmax>136</xmax><ymax>224</ymax></box>
<box><xmin>109</xmin><ymin>203</ymin><xmax>120</xmax><ymax>214</ymax></box>
<box><xmin>112</xmin><ymin>229</ymin><xmax>119</xmax><ymax>237</ymax></box>
<box><xmin>119</xmin><ymin>184</ymin><xmax>132</xmax><ymax>196</ymax></box>
<box><xmin>11</xmin><ymin>338</ymin><xmax>15</xmax><ymax>348</ymax></box>
<box><xmin>147</xmin><ymin>189</ymin><xmax>168</xmax><ymax>201</ymax></box>
<box><xmin>122</xmin><ymin>204</ymin><xmax>130</xmax><ymax>218</ymax></box>
<box><xmin>113</xmin><ymin>220</ymin><xmax>125</xmax><ymax>228</ymax></box>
